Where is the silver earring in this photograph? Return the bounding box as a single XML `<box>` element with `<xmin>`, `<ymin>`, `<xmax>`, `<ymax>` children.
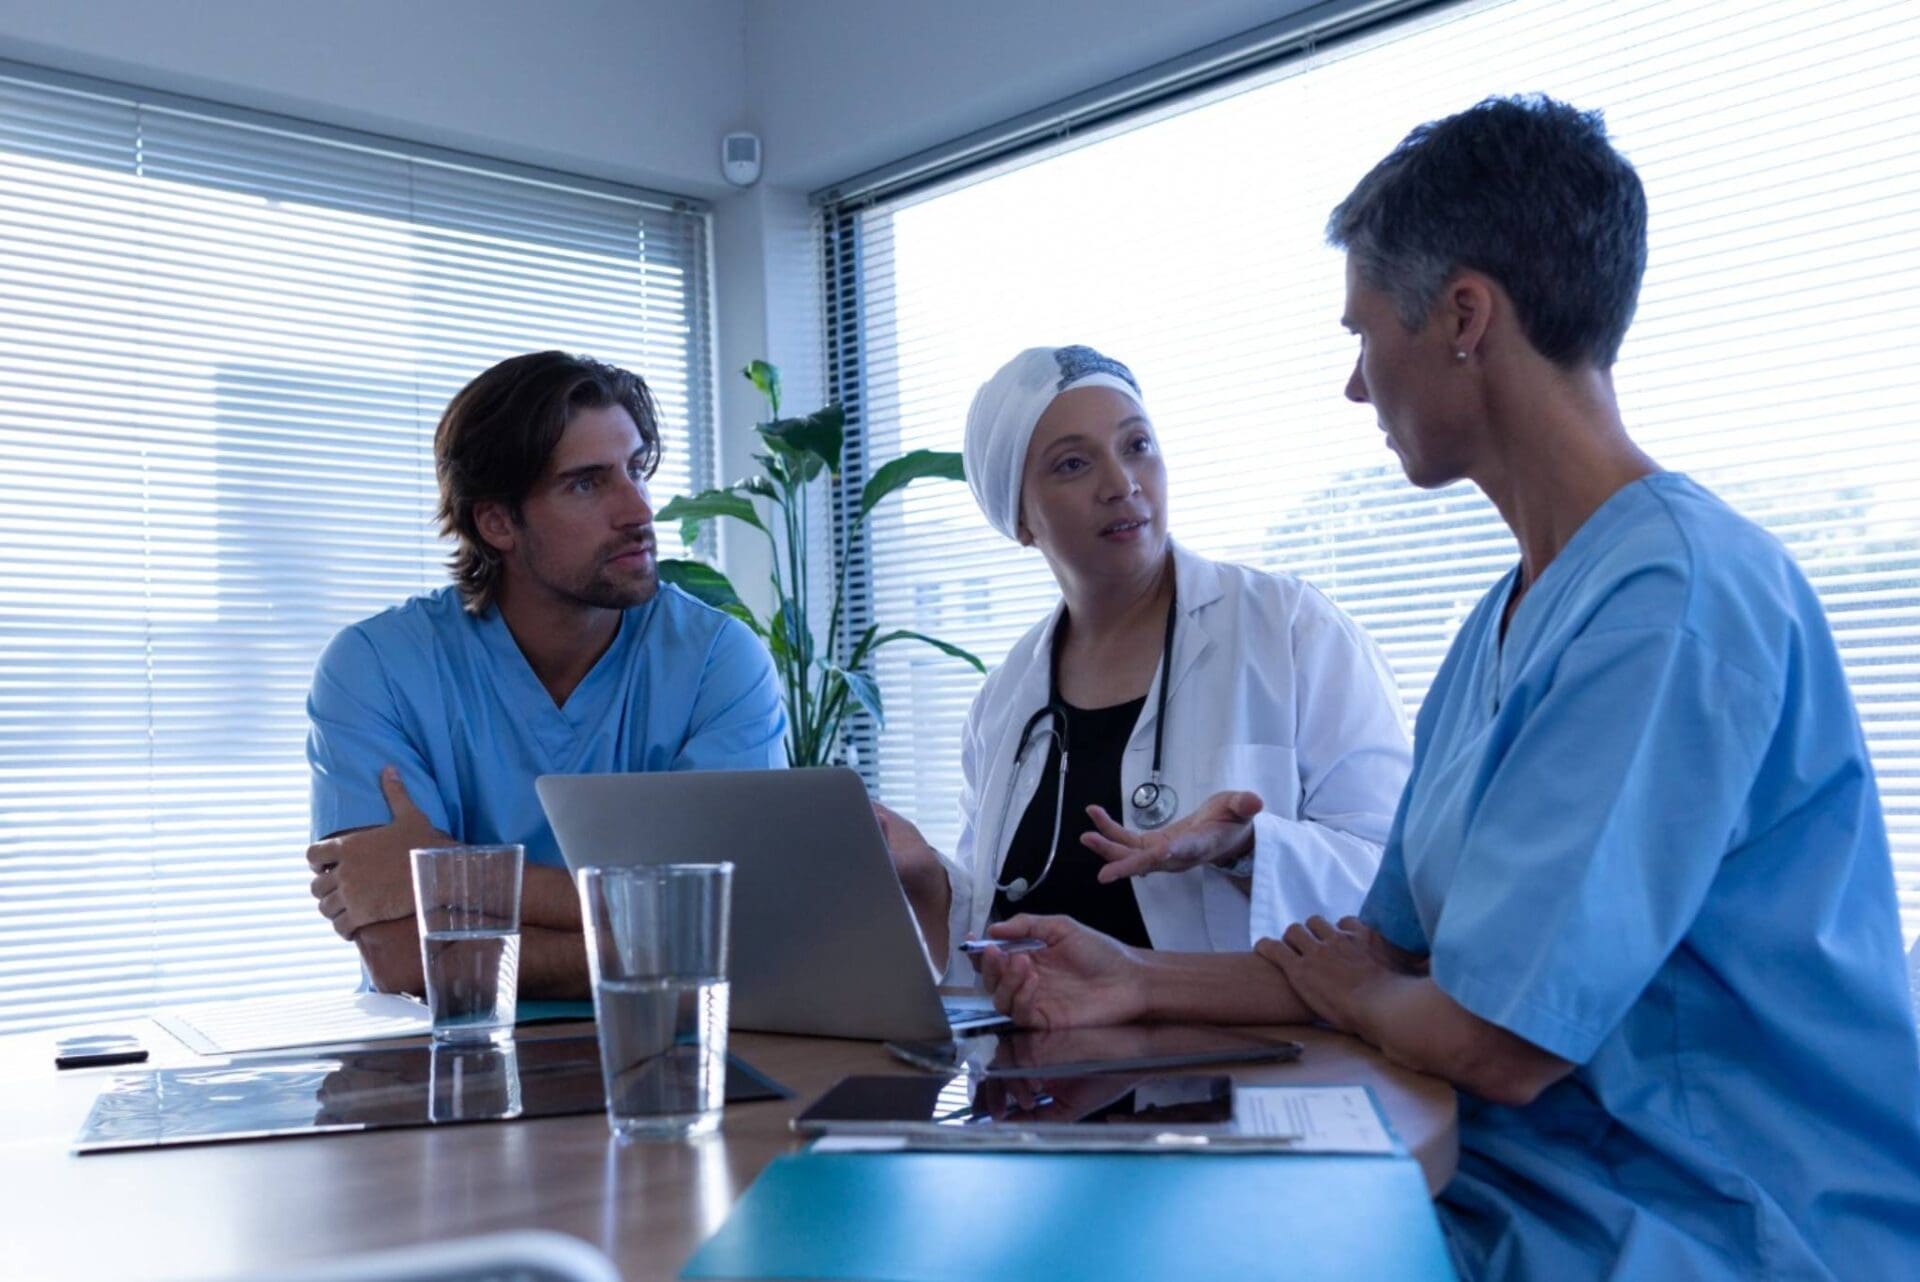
<box><xmin>1453</xmin><ymin>349</ymin><xmax>1469</xmax><ymax>363</ymax></box>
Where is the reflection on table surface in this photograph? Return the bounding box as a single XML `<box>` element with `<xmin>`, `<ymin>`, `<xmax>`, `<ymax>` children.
<box><xmin>75</xmin><ymin>1035</ymin><xmax>602</xmax><ymax>1152</ymax></box>
<box><xmin>813</xmin><ymin>1067</ymin><xmax>1234</xmax><ymax>1130</ymax></box>
<box><xmin>894</xmin><ymin>1022</ymin><xmax>1306</xmax><ymax>1077</ymax></box>
<box><xmin>7</xmin><ymin>1021</ymin><xmax>1455</xmax><ymax>1281</ymax></box>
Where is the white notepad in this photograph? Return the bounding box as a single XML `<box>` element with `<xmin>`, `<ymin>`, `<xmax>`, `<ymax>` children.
<box><xmin>154</xmin><ymin>991</ymin><xmax>432</xmax><ymax>1055</ymax></box>
<box><xmin>1233</xmin><ymin>1085</ymin><xmax>1397</xmax><ymax>1154</ymax></box>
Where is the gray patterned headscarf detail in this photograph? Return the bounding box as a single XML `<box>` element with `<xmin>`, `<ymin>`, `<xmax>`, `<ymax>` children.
<box><xmin>963</xmin><ymin>345</ymin><xmax>1145</xmax><ymax>541</ymax></box>
<box><xmin>1051</xmin><ymin>345</ymin><xmax>1140</xmax><ymax>394</ymax></box>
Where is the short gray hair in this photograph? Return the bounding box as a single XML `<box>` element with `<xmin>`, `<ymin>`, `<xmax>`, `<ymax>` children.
<box><xmin>1328</xmin><ymin>95</ymin><xmax>1648</xmax><ymax>369</ymax></box>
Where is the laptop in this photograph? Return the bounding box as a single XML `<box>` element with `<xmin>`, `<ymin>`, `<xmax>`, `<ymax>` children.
<box><xmin>535</xmin><ymin>767</ymin><xmax>1006</xmax><ymax>1041</ymax></box>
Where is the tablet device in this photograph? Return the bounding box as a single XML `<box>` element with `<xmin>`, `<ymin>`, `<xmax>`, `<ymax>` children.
<box><xmin>884</xmin><ymin>1024</ymin><xmax>1304</xmax><ymax>1077</ymax></box>
<box><xmin>793</xmin><ymin>1070</ymin><xmax>1312</xmax><ymax>1150</ymax></box>
<box><xmin>794</xmin><ymin>1072</ymin><xmax>1237</xmax><ymax>1139</ymax></box>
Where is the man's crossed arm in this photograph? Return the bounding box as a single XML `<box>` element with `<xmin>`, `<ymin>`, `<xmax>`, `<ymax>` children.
<box><xmin>306</xmin><ymin>767</ymin><xmax>589</xmax><ymax>999</ymax></box>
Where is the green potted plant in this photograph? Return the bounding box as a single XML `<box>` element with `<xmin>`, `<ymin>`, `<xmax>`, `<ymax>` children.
<box><xmin>656</xmin><ymin>361</ymin><xmax>985</xmax><ymax>767</ymax></box>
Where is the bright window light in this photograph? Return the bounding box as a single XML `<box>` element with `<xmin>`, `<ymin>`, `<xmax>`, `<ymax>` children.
<box><xmin>831</xmin><ymin>0</ymin><xmax>1920</xmax><ymax>942</ymax></box>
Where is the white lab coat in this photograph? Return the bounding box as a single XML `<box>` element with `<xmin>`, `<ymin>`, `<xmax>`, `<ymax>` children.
<box><xmin>939</xmin><ymin>542</ymin><xmax>1411</xmax><ymax>981</ymax></box>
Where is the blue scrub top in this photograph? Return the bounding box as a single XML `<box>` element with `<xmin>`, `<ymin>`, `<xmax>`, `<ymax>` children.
<box><xmin>1361</xmin><ymin>474</ymin><xmax>1920</xmax><ymax>1280</ymax></box>
<box><xmin>306</xmin><ymin>584</ymin><xmax>786</xmax><ymax>867</ymax></box>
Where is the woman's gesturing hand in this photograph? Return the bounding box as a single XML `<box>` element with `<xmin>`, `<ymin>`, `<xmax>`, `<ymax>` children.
<box><xmin>1080</xmin><ymin>789</ymin><xmax>1264</xmax><ymax>882</ymax></box>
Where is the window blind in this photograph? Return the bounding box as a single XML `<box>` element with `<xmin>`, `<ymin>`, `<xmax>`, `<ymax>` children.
<box><xmin>822</xmin><ymin>0</ymin><xmax>1920</xmax><ymax>942</ymax></box>
<box><xmin>0</xmin><ymin>65</ymin><xmax>715</xmax><ymax>1034</ymax></box>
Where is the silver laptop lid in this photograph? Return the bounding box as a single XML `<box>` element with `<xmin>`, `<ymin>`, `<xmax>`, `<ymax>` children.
<box><xmin>535</xmin><ymin>767</ymin><xmax>950</xmax><ymax>1042</ymax></box>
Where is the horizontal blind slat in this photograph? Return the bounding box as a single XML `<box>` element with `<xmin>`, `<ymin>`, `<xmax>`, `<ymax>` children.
<box><xmin>0</xmin><ymin>65</ymin><xmax>714</xmax><ymax>1034</ymax></box>
<box><xmin>827</xmin><ymin>0</ymin><xmax>1920</xmax><ymax>945</ymax></box>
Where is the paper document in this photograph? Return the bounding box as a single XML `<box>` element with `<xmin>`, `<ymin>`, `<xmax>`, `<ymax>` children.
<box><xmin>805</xmin><ymin>1085</ymin><xmax>1396</xmax><ymax>1155</ymax></box>
<box><xmin>154</xmin><ymin>992</ymin><xmax>431</xmax><ymax>1055</ymax></box>
<box><xmin>809</xmin><ymin>1135</ymin><xmax>912</xmax><ymax>1153</ymax></box>
<box><xmin>1234</xmin><ymin>1085</ymin><xmax>1397</xmax><ymax>1154</ymax></box>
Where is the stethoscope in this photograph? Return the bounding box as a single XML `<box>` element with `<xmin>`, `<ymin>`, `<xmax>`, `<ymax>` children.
<box><xmin>997</xmin><ymin>586</ymin><xmax>1180</xmax><ymax>903</ymax></box>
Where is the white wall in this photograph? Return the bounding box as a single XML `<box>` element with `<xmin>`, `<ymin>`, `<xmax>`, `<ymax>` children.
<box><xmin>0</xmin><ymin>0</ymin><xmax>750</xmax><ymax>194</ymax></box>
<box><xmin>712</xmin><ymin>183</ymin><xmax>825</xmax><ymax>614</ymax></box>
<box><xmin>742</xmin><ymin>0</ymin><xmax>1326</xmax><ymax>190</ymax></box>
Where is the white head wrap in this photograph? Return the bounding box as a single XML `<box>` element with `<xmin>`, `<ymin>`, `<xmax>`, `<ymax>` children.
<box><xmin>962</xmin><ymin>345</ymin><xmax>1145</xmax><ymax>541</ymax></box>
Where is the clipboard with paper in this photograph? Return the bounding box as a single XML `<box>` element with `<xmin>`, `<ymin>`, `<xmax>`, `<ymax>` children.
<box><xmin>792</xmin><ymin>1070</ymin><xmax>1399</xmax><ymax>1154</ymax></box>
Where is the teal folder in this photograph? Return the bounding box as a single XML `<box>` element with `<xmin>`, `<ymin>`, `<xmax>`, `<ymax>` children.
<box><xmin>514</xmin><ymin>999</ymin><xmax>596</xmax><ymax>1024</ymax></box>
<box><xmin>681</xmin><ymin>1150</ymin><xmax>1457</xmax><ymax>1281</ymax></box>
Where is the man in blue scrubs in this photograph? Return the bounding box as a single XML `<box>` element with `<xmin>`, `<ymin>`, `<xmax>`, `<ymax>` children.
<box><xmin>304</xmin><ymin>351</ymin><xmax>784</xmax><ymax>998</ymax></box>
<box><xmin>973</xmin><ymin>98</ymin><xmax>1920</xmax><ymax>1279</ymax></box>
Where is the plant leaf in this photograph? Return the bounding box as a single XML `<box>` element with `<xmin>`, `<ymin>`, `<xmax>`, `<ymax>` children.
<box><xmin>864</xmin><ymin>628</ymin><xmax>987</xmax><ymax>673</ymax></box>
<box><xmin>656</xmin><ymin>559</ymin><xmax>748</xmax><ymax>616</ymax></box>
<box><xmin>753</xmin><ymin>451</ymin><xmax>791</xmax><ymax>488</ymax></box>
<box><xmin>769</xmin><ymin>599</ymin><xmax>814</xmax><ymax>669</ymax></box>
<box><xmin>743</xmin><ymin>360</ymin><xmax>781</xmax><ymax>416</ymax></box>
<box><xmin>657</xmin><ymin>489</ymin><xmax>766</xmax><ymax>548</ymax></box>
<box><xmin>831</xmin><ymin>665</ymin><xmax>885</xmax><ymax>728</ymax></box>
<box><xmin>720</xmin><ymin>603</ymin><xmax>767</xmax><ymax>637</ymax></box>
<box><xmin>844</xmin><ymin>623</ymin><xmax>882</xmax><ymax>668</ymax></box>
<box><xmin>737</xmin><ymin>475</ymin><xmax>778</xmax><ymax>500</ymax></box>
<box><xmin>859</xmin><ymin>449</ymin><xmax>965</xmax><ymax>524</ymax></box>
<box><xmin>657</xmin><ymin>490</ymin><xmax>767</xmax><ymax>533</ymax></box>
<box><xmin>762</xmin><ymin>404</ymin><xmax>845</xmax><ymax>476</ymax></box>
<box><xmin>766</xmin><ymin>606</ymin><xmax>791</xmax><ymax>665</ymax></box>
<box><xmin>758</xmin><ymin>424</ymin><xmax>824</xmax><ymax>484</ymax></box>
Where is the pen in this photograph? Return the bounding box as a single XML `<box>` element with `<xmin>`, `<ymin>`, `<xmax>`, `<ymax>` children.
<box><xmin>957</xmin><ymin>937</ymin><xmax>1049</xmax><ymax>955</ymax></box>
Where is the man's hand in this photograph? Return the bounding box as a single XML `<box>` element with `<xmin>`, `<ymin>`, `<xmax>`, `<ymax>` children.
<box><xmin>973</xmin><ymin>915</ymin><xmax>1149</xmax><ymax>1031</ymax></box>
<box><xmin>873</xmin><ymin>801</ymin><xmax>944</xmax><ymax>893</ymax></box>
<box><xmin>307</xmin><ymin>766</ymin><xmax>451</xmax><ymax>939</ymax></box>
<box><xmin>873</xmin><ymin>800</ymin><xmax>953</xmax><ymax>963</ymax></box>
<box><xmin>1253</xmin><ymin>916</ymin><xmax>1399</xmax><ymax>1035</ymax></box>
<box><xmin>1082</xmin><ymin>790</ymin><xmax>1264</xmax><ymax>883</ymax></box>
<box><xmin>354</xmin><ymin>917</ymin><xmax>426</xmax><ymax>996</ymax></box>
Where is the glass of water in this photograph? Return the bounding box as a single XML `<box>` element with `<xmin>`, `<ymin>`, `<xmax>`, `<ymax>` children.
<box><xmin>577</xmin><ymin>863</ymin><xmax>733</xmax><ymax>1140</ymax></box>
<box><xmin>428</xmin><ymin>1039</ymin><xmax>523</xmax><ymax>1123</ymax></box>
<box><xmin>410</xmin><ymin>843</ymin><xmax>524</xmax><ymax>1043</ymax></box>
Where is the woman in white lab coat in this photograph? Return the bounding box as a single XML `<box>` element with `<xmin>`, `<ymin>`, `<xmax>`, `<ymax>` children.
<box><xmin>879</xmin><ymin>345</ymin><xmax>1411</xmax><ymax>980</ymax></box>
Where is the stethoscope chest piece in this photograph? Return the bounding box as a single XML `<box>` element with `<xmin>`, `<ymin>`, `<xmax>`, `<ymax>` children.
<box><xmin>993</xmin><ymin>577</ymin><xmax>1182</xmax><ymax>900</ymax></box>
<box><xmin>1129</xmin><ymin>778</ymin><xmax>1178</xmax><ymax>830</ymax></box>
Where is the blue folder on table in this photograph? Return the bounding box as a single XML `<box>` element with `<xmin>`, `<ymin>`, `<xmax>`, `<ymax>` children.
<box><xmin>515</xmin><ymin>999</ymin><xmax>597</xmax><ymax>1024</ymax></box>
<box><xmin>681</xmin><ymin>1150</ymin><xmax>1457</xmax><ymax>1281</ymax></box>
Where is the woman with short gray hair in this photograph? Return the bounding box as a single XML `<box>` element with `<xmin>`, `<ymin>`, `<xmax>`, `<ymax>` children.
<box><xmin>973</xmin><ymin>95</ymin><xmax>1920</xmax><ymax>1281</ymax></box>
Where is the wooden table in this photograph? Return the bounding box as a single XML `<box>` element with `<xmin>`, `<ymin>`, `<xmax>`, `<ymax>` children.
<box><xmin>1</xmin><ymin>1018</ymin><xmax>1456</xmax><ymax>1281</ymax></box>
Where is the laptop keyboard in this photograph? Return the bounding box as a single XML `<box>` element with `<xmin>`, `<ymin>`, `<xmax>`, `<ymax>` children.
<box><xmin>942</xmin><ymin>999</ymin><xmax>1009</xmax><ymax>1029</ymax></box>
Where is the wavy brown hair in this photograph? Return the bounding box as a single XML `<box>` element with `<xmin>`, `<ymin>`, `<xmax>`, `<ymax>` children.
<box><xmin>434</xmin><ymin>351</ymin><xmax>661</xmax><ymax>614</ymax></box>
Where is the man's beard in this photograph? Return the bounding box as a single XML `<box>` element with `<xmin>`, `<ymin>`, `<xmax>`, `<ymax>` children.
<box><xmin>569</xmin><ymin>565</ymin><xmax>657</xmax><ymax>609</ymax></box>
<box><xmin>520</xmin><ymin>534</ymin><xmax>658</xmax><ymax>610</ymax></box>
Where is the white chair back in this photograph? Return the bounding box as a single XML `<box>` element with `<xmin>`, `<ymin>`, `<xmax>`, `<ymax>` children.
<box><xmin>225</xmin><ymin>1230</ymin><xmax>622</xmax><ymax>1282</ymax></box>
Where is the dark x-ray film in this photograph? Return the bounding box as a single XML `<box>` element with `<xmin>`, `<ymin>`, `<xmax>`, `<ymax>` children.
<box><xmin>73</xmin><ymin>1034</ymin><xmax>786</xmax><ymax>1154</ymax></box>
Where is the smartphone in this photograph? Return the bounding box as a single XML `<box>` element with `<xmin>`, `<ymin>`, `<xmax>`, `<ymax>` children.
<box><xmin>957</xmin><ymin>937</ymin><xmax>1047</xmax><ymax>955</ymax></box>
<box><xmin>54</xmin><ymin>1033</ymin><xmax>148</xmax><ymax>1070</ymax></box>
